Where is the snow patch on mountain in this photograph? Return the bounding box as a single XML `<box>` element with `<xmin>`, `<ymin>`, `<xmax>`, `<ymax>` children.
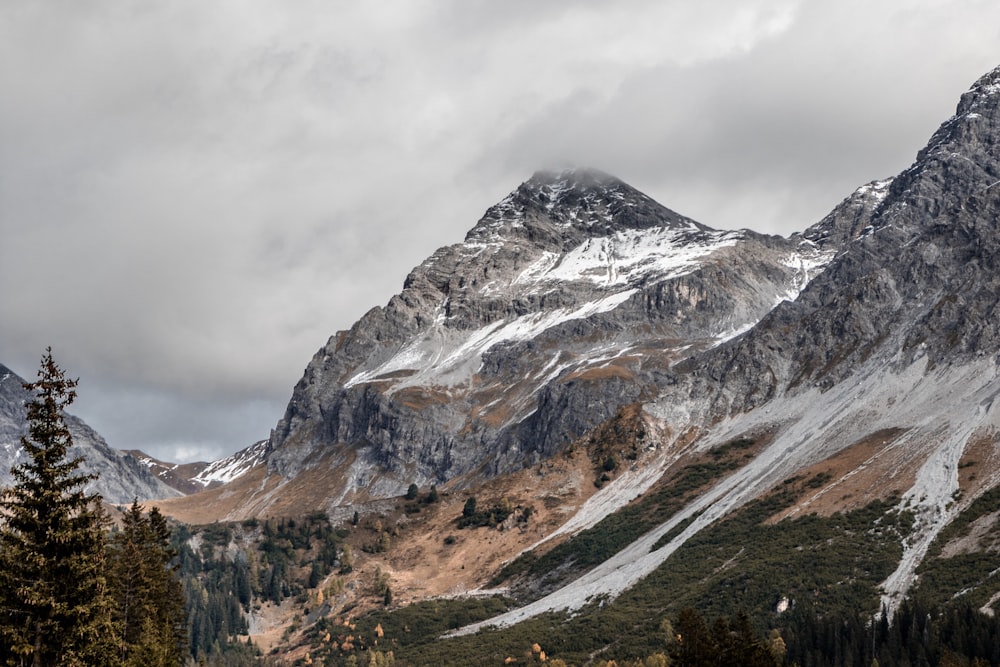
<box><xmin>513</xmin><ymin>227</ymin><xmax>741</xmax><ymax>290</ymax></box>
<box><xmin>344</xmin><ymin>290</ymin><xmax>638</xmax><ymax>390</ymax></box>
<box><xmin>346</xmin><ymin>225</ymin><xmax>832</xmax><ymax>392</ymax></box>
<box><xmin>854</xmin><ymin>179</ymin><xmax>892</xmax><ymax>204</ymax></box>
<box><xmin>781</xmin><ymin>247</ymin><xmax>835</xmax><ymax>295</ymax></box>
<box><xmin>193</xmin><ymin>440</ymin><xmax>268</xmax><ymax>486</ymax></box>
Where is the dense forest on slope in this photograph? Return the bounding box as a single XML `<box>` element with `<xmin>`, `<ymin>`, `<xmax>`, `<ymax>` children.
<box><xmin>171</xmin><ymin>514</ymin><xmax>349</xmax><ymax>663</ymax></box>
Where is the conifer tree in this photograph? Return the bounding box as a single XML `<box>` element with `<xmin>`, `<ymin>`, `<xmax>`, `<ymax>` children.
<box><xmin>107</xmin><ymin>501</ymin><xmax>187</xmax><ymax>665</ymax></box>
<box><xmin>0</xmin><ymin>349</ymin><xmax>113</xmax><ymax>666</ymax></box>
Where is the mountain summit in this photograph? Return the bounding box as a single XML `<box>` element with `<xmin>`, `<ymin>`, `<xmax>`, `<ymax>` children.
<box><xmin>216</xmin><ymin>167</ymin><xmax>829</xmax><ymax>509</ymax></box>
<box><xmin>466</xmin><ymin>168</ymin><xmax>709</xmax><ymax>245</ymax></box>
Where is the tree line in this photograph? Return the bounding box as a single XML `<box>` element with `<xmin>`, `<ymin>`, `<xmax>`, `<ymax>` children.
<box><xmin>0</xmin><ymin>350</ymin><xmax>185</xmax><ymax>665</ymax></box>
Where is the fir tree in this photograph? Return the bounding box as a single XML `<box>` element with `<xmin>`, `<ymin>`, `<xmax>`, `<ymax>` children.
<box><xmin>107</xmin><ymin>500</ymin><xmax>187</xmax><ymax>665</ymax></box>
<box><xmin>0</xmin><ymin>349</ymin><xmax>113</xmax><ymax>666</ymax></box>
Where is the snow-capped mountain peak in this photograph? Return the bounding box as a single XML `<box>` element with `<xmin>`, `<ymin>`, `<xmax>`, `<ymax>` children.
<box><xmin>466</xmin><ymin>168</ymin><xmax>708</xmax><ymax>246</ymax></box>
<box><xmin>260</xmin><ymin>170</ymin><xmax>835</xmax><ymax>500</ymax></box>
<box><xmin>191</xmin><ymin>440</ymin><xmax>268</xmax><ymax>487</ymax></box>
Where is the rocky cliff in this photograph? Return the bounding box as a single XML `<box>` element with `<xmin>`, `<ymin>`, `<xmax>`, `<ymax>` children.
<box><xmin>265</xmin><ymin>169</ymin><xmax>832</xmax><ymax>499</ymax></box>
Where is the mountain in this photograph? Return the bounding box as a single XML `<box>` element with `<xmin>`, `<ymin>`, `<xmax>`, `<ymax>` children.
<box><xmin>252</xmin><ymin>169</ymin><xmax>830</xmax><ymax>506</ymax></box>
<box><xmin>153</xmin><ymin>66</ymin><xmax>1000</xmax><ymax>663</ymax></box>
<box><xmin>123</xmin><ymin>450</ymin><xmax>214</xmax><ymax>495</ymax></box>
<box><xmin>189</xmin><ymin>439</ymin><xmax>268</xmax><ymax>487</ymax></box>
<box><xmin>126</xmin><ymin>440</ymin><xmax>268</xmax><ymax>495</ymax></box>
<box><xmin>0</xmin><ymin>363</ymin><xmax>182</xmax><ymax>504</ymax></box>
<box><xmin>451</xmin><ymin>64</ymin><xmax>1000</xmax><ymax>629</ymax></box>
<box><xmin>668</xmin><ymin>64</ymin><xmax>1000</xmax><ymax>612</ymax></box>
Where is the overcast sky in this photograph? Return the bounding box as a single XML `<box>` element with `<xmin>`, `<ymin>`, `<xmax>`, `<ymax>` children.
<box><xmin>2</xmin><ymin>1</ymin><xmax>999</xmax><ymax>463</ymax></box>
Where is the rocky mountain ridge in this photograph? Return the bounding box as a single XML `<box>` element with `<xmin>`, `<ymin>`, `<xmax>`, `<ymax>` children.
<box><xmin>124</xmin><ymin>440</ymin><xmax>268</xmax><ymax>496</ymax></box>
<box><xmin>174</xmin><ymin>64</ymin><xmax>1000</xmax><ymax>628</ymax></box>
<box><xmin>263</xmin><ymin>169</ymin><xmax>833</xmax><ymax>503</ymax></box>
<box><xmin>0</xmin><ymin>363</ymin><xmax>181</xmax><ymax>504</ymax></box>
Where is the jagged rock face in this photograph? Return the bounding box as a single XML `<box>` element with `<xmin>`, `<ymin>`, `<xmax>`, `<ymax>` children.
<box><xmin>682</xmin><ymin>66</ymin><xmax>1000</xmax><ymax>418</ymax></box>
<box><xmin>267</xmin><ymin>169</ymin><xmax>832</xmax><ymax>496</ymax></box>
<box><xmin>0</xmin><ymin>364</ymin><xmax>181</xmax><ymax>504</ymax></box>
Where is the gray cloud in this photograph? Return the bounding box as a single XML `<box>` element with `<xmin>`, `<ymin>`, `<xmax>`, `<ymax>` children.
<box><xmin>2</xmin><ymin>1</ymin><xmax>999</xmax><ymax>462</ymax></box>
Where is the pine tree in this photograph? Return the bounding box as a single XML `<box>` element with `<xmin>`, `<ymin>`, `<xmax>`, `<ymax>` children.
<box><xmin>0</xmin><ymin>349</ymin><xmax>114</xmax><ymax>666</ymax></box>
<box><xmin>107</xmin><ymin>500</ymin><xmax>187</xmax><ymax>665</ymax></box>
<box><xmin>672</xmin><ymin>608</ymin><xmax>716</xmax><ymax>667</ymax></box>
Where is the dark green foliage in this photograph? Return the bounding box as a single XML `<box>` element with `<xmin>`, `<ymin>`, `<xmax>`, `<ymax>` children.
<box><xmin>0</xmin><ymin>350</ymin><xmax>115</xmax><ymax>665</ymax></box>
<box><xmin>176</xmin><ymin>512</ymin><xmax>343</xmax><ymax>662</ymax></box>
<box><xmin>405</xmin><ymin>484</ymin><xmax>419</xmax><ymax>501</ymax></box>
<box><xmin>423</xmin><ymin>485</ymin><xmax>439</xmax><ymax>504</ymax></box>
<box><xmin>782</xmin><ymin>598</ymin><xmax>1000</xmax><ymax>666</ymax></box>
<box><xmin>107</xmin><ymin>501</ymin><xmax>186</xmax><ymax>665</ymax></box>
<box><xmin>632</xmin><ymin>487</ymin><xmax>910</xmax><ymax>621</ymax></box>
<box><xmin>301</xmin><ymin>481</ymin><xmax>993</xmax><ymax>666</ymax></box>
<box><xmin>673</xmin><ymin>607</ymin><xmax>715</xmax><ymax>667</ymax></box>
<box><xmin>457</xmin><ymin>497</ymin><xmax>514</xmax><ymax>529</ymax></box>
<box><xmin>177</xmin><ymin>522</ymin><xmax>252</xmax><ymax>663</ymax></box>
<box><xmin>707</xmin><ymin>436</ymin><xmax>756</xmax><ymax>460</ymax></box>
<box><xmin>371</xmin><ymin>566</ymin><xmax>393</xmax><ymax>607</ymax></box>
<box><xmin>913</xmin><ymin>481</ymin><xmax>1000</xmax><ymax>609</ymax></box>
<box><xmin>339</xmin><ymin>544</ymin><xmax>354</xmax><ymax>575</ymax></box>
<box><xmin>291</xmin><ymin>596</ymin><xmax>511</xmax><ymax>665</ymax></box>
<box><xmin>462</xmin><ymin>496</ymin><xmax>477</xmax><ymax>518</ymax></box>
<box><xmin>358</xmin><ymin>596</ymin><xmax>512</xmax><ymax>643</ymax></box>
<box><xmin>364</xmin><ymin>485</ymin><xmax>911</xmax><ymax>666</ymax></box>
<box><xmin>670</xmin><ymin>608</ymin><xmax>778</xmax><ymax>667</ymax></box>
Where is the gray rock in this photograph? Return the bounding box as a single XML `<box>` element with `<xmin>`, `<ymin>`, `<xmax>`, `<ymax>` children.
<box><xmin>0</xmin><ymin>364</ymin><xmax>181</xmax><ymax>504</ymax></box>
<box><xmin>676</xmin><ymin>65</ymin><xmax>1000</xmax><ymax>418</ymax></box>
<box><xmin>266</xmin><ymin>170</ymin><xmax>832</xmax><ymax>497</ymax></box>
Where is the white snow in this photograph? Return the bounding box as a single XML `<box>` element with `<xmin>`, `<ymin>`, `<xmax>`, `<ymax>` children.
<box><xmin>344</xmin><ymin>290</ymin><xmax>638</xmax><ymax>390</ymax></box>
<box><xmin>781</xmin><ymin>249</ymin><xmax>835</xmax><ymax>295</ymax></box>
<box><xmin>513</xmin><ymin>227</ymin><xmax>741</xmax><ymax>290</ymax></box>
<box><xmin>193</xmin><ymin>440</ymin><xmax>268</xmax><ymax>486</ymax></box>
<box><xmin>710</xmin><ymin>247</ymin><xmax>834</xmax><ymax>346</ymax></box>
<box><xmin>978</xmin><ymin>79</ymin><xmax>1000</xmax><ymax>97</ymax></box>
<box><xmin>855</xmin><ymin>179</ymin><xmax>892</xmax><ymax>203</ymax></box>
<box><xmin>343</xmin><ymin>224</ymin><xmax>766</xmax><ymax>392</ymax></box>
